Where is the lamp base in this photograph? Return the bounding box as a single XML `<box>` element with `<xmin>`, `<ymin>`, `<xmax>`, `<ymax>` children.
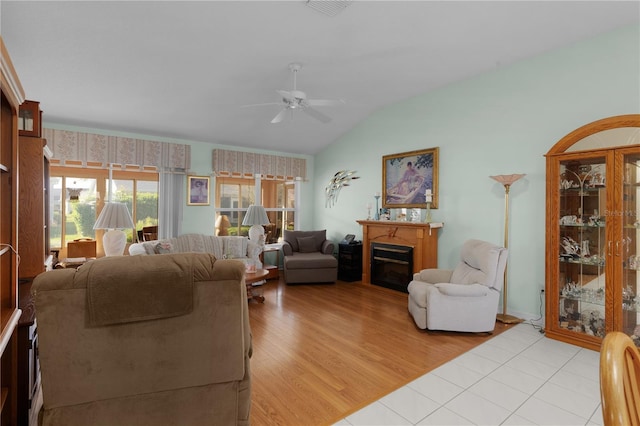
<box><xmin>248</xmin><ymin>224</ymin><xmax>265</xmax><ymax>246</ymax></box>
<box><xmin>496</xmin><ymin>313</ymin><xmax>524</xmax><ymax>324</ymax></box>
<box><xmin>103</xmin><ymin>229</ymin><xmax>127</xmax><ymax>256</ymax></box>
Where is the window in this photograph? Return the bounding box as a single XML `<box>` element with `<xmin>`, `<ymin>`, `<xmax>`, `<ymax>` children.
<box><xmin>50</xmin><ymin>166</ymin><xmax>159</xmax><ymax>251</ymax></box>
<box><xmin>214</xmin><ymin>175</ymin><xmax>297</xmax><ymax>243</ymax></box>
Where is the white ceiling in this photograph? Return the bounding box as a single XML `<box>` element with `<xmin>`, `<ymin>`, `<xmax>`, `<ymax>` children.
<box><xmin>1</xmin><ymin>1</ymin><xmax>638</xmax><ymax>155</ymax></box>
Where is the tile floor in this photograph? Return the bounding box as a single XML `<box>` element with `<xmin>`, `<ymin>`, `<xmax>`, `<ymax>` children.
<box><xmin>335</xmin><ymin>323</ymin><xmax>603</xmax><ymax>426</ymax></box>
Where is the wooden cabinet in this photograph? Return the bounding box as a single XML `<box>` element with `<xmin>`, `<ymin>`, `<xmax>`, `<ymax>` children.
<box><xmin>545</xmin><ymin>115</ymin><xmax>640</xmax><ymax>351</ymax></box>
<box><xmin>18</xmin><ymin>132</ymin><xmax>50</xmax><ymax>280</ymax></box>
<box><xmin>17</xmin><ymin>279</ymin><xmax>39</xmax><ymax>426</ymax></box>
<box><xmin>0</xmin><ymin>36</ymin><xmax>26</xmax><ymax>425</ymax></box>
<box><xmin>16</xmin><ymin>103</ymin><xmax>48</xmax><ymax>425</ymax></box>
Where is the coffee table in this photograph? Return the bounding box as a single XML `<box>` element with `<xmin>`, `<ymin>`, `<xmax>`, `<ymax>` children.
<box><xmin>245</xmin><ymin>269</ymin><xmax>269</xmax><ymax>303</ymax></box>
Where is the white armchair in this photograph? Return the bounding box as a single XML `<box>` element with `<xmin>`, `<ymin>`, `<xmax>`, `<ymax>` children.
<box><xmin>407</xmin><ymin>239</ymin><xmax>508</xmax><ymax>333</ymax></box>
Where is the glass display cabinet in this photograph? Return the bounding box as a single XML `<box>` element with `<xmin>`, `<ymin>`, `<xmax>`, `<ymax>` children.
<box><xmin>545</xmin><ymin>115</ymin><xmax>640</xmax><ymax>351</ymax></box>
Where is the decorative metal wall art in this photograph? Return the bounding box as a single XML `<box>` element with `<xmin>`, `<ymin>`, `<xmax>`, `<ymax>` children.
<box><xmin>325</xmin><ymin>170</ymin><xmax>359</xmax><ymax>207</ymax></box>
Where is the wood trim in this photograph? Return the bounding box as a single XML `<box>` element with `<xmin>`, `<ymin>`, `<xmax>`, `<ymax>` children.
<box><xmin>0</xmin><ymin>38</ymin><xmax>25</xmax><ymax>109</ymax></box>
<box><xmin>546</xmin><ymin>115</ymin><xmax>640</xmax><ymax>156</ymax></box>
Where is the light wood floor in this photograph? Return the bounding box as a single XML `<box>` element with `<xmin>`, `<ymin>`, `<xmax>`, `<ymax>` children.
<box><xmin>247</xmin><ymin>278</ymin><xmax>513</xmax><ymax>426</ymax></box>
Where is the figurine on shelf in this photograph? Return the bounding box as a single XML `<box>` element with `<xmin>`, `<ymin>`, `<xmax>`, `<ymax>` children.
<box><xmin>561</xmin><ymin>236</ymin><xmax>580</xmax><ymax>259</ymax></box>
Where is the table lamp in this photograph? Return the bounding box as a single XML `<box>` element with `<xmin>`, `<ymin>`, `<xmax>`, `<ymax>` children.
<box><xmin>215</xmin><ymin>214</ymin><xmax>231</xmax><ymax>236</ymax></box>
<box><xmin>93</xmin><ymin>202</ymin><xmax>135</xmax><ymax>256</ymax></box>
<box><xmin>242</xmin><ymin>205</ymin><xmax>270</xmax><ymax>245</ymax></box>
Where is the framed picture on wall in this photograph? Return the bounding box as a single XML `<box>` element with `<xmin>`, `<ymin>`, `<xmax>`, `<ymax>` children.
<box><xmin>382</xmin><ymin>147</ymin><xmax>439</xmax><ymax>209</ymax></box>
<box><xmin>187</xmin><ymin>176</ymin><xmax>210</xmax><ymax>206</ymax></box>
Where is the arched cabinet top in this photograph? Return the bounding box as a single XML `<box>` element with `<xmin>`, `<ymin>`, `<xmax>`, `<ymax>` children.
<box><xmin>546</xmin><ymin>114</ymin><xmax>640</xmax><ymax>156</ymax></box>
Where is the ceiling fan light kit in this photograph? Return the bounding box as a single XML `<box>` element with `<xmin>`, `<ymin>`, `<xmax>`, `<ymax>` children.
<box><xmin>305</xmin><ymin>0</ymin><xmax>352</xmax><ymax>17</ymax></box>
<box><xmin>244</xmin><ymin>62</ymin><xmax>344</xmax><ymax>124</ymax></box>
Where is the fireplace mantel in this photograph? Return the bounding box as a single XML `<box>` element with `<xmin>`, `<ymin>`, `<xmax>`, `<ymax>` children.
<box><xmin>357</xmin><ymin>220</ymin><xmax>442</xmax><ymax>284</ymax></box>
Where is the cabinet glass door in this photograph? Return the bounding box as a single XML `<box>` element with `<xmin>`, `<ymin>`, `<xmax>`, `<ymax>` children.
<box><xmin>621</xmin><ymin>152</ymin><xmax>640</xmax><ymax>346</ymax></box>
<box><xmin>558</xmin><ymin>157</ymin><xmax>607</xmax><ymax>339</ymax></box>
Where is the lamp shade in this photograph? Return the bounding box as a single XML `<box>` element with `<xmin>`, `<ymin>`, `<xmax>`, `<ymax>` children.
<box><xmin>93</xmin><ymin>202</ymin><xmax>135</xmax><ymax>230</ymax></box>
<box><xmin>242</xmin><ymin>205</ymin><xmax>270</xmax><ymax>227</ymax></box>
<box><xmin>216</xmin><ymin>214</ymin><xmax>231</xmax><ymax>228</ymax></box>
<box><xmin>242</xmin><ymin>205</ymin><xmax>270</xmax><ymax>245</ymax></box>
<box><xmin>215</xmin><ymin>214</ymin><xmax>231</xmax><ymax>236</ymax></box>
<box><xmin>489</xmin><ymin>174</ymin><xmax>526</xmax><ymax>187</ymax></box>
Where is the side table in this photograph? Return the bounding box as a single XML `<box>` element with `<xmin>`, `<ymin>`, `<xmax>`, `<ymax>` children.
<box><xmin>338</xmin><ymin>243</ymin><xmax>363</xmax><ymax>281</ymax></box>
<box><xmin>260</xmin><ymin>245</ymin><xmax>281</xmax><ymax>280</ymax></box>
<box><xmin>245</xmin><ymin>269</ymin><xmax>269</xmax><ymax>303</ymax></box>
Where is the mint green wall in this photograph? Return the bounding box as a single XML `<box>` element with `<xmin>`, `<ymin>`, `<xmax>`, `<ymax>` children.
<box><xmin>313</xmin><ymin>24</ymin><xmax>640</xmax><ymax>319</ymax></box>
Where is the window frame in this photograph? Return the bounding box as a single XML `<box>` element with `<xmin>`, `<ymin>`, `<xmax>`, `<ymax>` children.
<box><xmin>50</xmin><ymin>165</ymin><xmax>159</xmax><ymax>255</ymax></box>
<box><xmin>213</xmin><ymin>174</ymin><xmax>299</xmax><ymax>242</ymax></box>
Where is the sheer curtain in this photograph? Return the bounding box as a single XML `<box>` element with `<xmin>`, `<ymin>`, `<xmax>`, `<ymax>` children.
<box><xmin>158</xmin><ymin>171</ymin><xmax>185</xmax><ymax>239</ymax></box>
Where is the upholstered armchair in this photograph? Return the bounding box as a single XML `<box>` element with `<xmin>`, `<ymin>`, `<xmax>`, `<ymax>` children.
<box><xmin>407</xmin><ymin>239</ymin><xmax>508</xmax><ymax>333</ymax></box>
<box><xmin>282</xmin><ymin>229</ymin><xmax>338</xmax><ymax>284</ymax></box>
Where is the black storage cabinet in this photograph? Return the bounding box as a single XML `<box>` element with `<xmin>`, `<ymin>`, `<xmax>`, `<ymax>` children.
<box><xmin>338</xmin><ymin>242</ymin><xmax>363</xmax><ymax>282</ymax></box>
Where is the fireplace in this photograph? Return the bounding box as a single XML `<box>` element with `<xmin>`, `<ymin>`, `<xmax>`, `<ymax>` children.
<box><xmin>356</xmin><ymin>220</ymin><xmax>440</xmax><ymax>284</ymax></box>
<box><xmin>370</xmin><ymin>243</ymin><xmax>413</xmax><ymax>293</ymax></box>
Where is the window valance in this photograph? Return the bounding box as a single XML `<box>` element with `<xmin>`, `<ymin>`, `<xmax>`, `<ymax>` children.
<box><xmin>212</xmin><ymin>149</ymin><xmax>306</xmax><ymax>180</ymax></box>
<box><xmin>43</xmin><ymin>128</ymin><xmax>190</xmax><ymax>171</ymax></box>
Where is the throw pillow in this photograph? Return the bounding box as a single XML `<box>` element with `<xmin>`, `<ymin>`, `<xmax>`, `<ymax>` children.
<box><xmin>224</xmin><ymin>238</ymin><xmax>245</xmax><ymax>259</ymax></box>
<box><xmin>154</xmin><ymin>242</ymin><xmax>173</xmax><ymax>254</ymax></box>
<box><xmin>297</xmin><ymin>236</ymin><xmax>317</xmax><ymax>253</ymax></box>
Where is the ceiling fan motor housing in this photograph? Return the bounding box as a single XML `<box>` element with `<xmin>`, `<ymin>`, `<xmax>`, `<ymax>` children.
<box><xmin>291</xmin><ymin>90</ymin><xmax>306</xmax><ymax>102</ymax></box>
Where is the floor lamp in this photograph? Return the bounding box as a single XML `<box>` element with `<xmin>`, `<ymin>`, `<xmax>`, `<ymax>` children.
<box><xmin>490</xmin><ymin>173</ymin><xmax>525</xmax><ymax>324</ymax></box>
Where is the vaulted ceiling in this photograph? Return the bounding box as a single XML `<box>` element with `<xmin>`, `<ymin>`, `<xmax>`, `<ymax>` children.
<box><xmin>2</xmin><ymin>1</ymin><xmax>638</xmax><ymax>155</ymax></box>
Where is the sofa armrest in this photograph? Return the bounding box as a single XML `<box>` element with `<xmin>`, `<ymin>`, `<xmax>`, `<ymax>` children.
<box><xmin>414</xmin><ymin>269</ymin><xmax>453</xmax><ymax>284</ymax></box>
<box><xmin>282</xmin><ymin>241</ymin><xmax>293</xmax><ymax>256</ymax></box>
<box><xmin>129</xmin><ymin>243</ymin><xmax>147</xmax><ymax>256</ymax></box>
<box><xmin>322</xmin><ymin>240</ymin><xmax>334</xmax><ymax>255</ymax></box>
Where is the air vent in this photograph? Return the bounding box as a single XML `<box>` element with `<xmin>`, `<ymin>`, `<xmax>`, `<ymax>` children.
<box><xmin>305</xmin><ymin>0</ymin><xmax>352</xmax><ymax>17</ymax></box>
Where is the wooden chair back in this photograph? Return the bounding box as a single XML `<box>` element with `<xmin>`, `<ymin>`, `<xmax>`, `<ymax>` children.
<box><xmin>600</xmin><ymin>331</ymin><xmax>640</xmax><ymax>426</ymax></box>
<box><xmin>142</xmin><ymin>225</ymin><xmax>158</xmax><ymax>241</ymax></box>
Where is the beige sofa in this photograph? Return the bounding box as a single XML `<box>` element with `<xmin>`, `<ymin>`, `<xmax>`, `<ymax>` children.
<box><xmin>282</xmin><ymin>229</ymin><xmax>338</xmax><ymax>284</ymax></box>
<box><xmin>32</xmin><ymin>252</ymin><xmax>252</xmax><ymax>426</ymax></box>
<box><xmin>129</xmin><ymin>233</ymin><xmax>261</xmax><ymax>266</ymax></box>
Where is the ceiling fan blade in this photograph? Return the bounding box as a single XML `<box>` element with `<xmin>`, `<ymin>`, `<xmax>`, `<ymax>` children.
<box><xmin>240</xmin><ymin>102</ymin><xmax>282</xmax><ymax>108</ymax></box>
<box><xmin>303</xmin><ymin>106</ymin><xmax>332</xmax><ymax>123</ymax></box>
<box><xmin>306</xmin><ymin>99</ymin><xmax>345</xmax><ymax>107</ymax></box>
<box><xmin>271</xmin><ymin>108</ymin><xmax>288</xmax><ymax>124</ymax></box>
<box><xmin>277</xmin><ymin>90</ymin><xmax>293</xmax><ymax>101</ymax></box>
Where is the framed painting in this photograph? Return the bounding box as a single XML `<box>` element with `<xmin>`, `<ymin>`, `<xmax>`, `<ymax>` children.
<box><xmin>187</xmin><ymin>176</ymin><xmax>210</xmax><ymax>206</ymax></box>
<box><xmin>382</xmin><ymin>147</ymin><xmax>439</xmax><ymax>209</ymax></box>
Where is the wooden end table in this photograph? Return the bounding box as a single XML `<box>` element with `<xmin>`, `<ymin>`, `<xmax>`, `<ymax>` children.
<box><xmin>245</xmin><ymin>269</ymin><xmax>269</xmax><ymax>303</ymax></box>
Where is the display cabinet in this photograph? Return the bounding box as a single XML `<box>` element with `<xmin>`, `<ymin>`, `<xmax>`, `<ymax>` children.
<box><xmin>1</xmin><ymin>36</ymin><xmax>26</xmax><ymax>425</ymax></box>
<box><xmin>545</xmin><ymin>115</ymin><xmax>640</xmax><ymax>351</ymax></box>
<box><xmin>18</xmin><ymin>130</ymin><xmax>50</xmax><ymax>280</ymax></box>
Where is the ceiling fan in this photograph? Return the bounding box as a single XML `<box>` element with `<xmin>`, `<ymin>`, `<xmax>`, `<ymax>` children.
<box><xmin>242</xmin><ymin>63</ymin><xmax>345</xmax><ymax>124</ymax></box>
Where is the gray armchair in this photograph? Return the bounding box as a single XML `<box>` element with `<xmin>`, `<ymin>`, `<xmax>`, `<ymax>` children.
<box><xmin>282</xmin><ymin>230</ymin><xmax>338</xmax><ymax>284</ymax></box>
<box><xmin>407</xmin><ymin>239</ymin><xmax>508</xmax><ymax>333</ymax></box>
